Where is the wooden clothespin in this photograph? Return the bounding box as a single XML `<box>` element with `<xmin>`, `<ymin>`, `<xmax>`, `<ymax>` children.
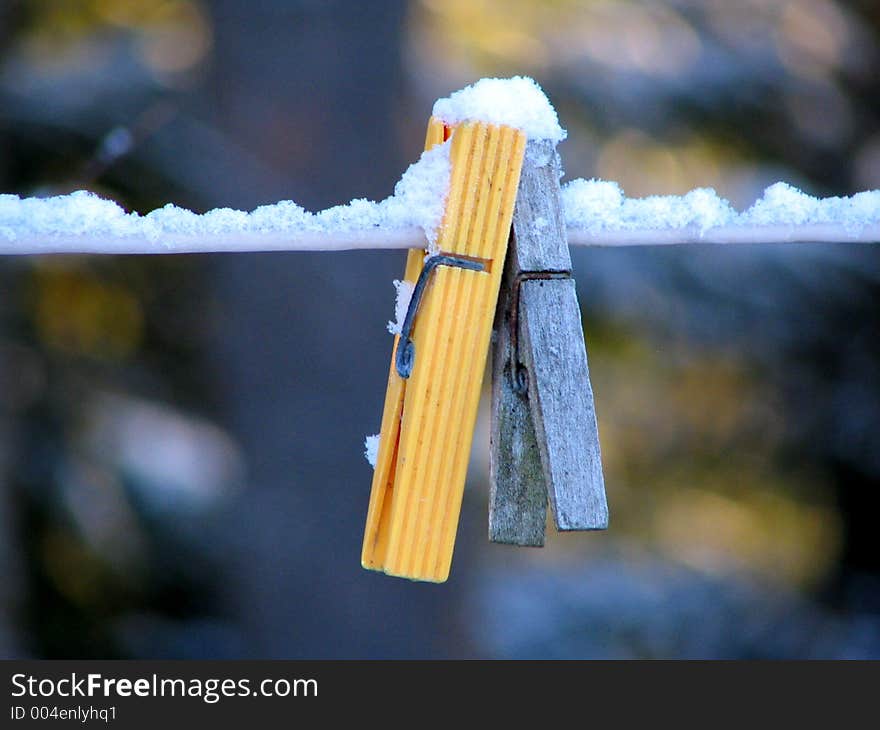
<box><xmin>362</xmin><ymin>116</ymin><xmax>527</xmax><ymax>582</ymax></box>
<box><xmin>489</xmin><ymin>139</ymin><xmax>608</xmax><ymax>545</ymax></box>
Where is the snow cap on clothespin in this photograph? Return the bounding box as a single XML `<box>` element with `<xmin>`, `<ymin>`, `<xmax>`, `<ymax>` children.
<box><xmin>431</xmin><ymin>76</ymin><xmax>567</xmax><ymax>145</ymax></box>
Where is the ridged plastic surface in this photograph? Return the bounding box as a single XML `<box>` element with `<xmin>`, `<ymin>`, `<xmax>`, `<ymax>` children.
<box><xmin>362</xmin><ymin>117</ymin><xmax>526</xmax><ymax>582</ymax></box>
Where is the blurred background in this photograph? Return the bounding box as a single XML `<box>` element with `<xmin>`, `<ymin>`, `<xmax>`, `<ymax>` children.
<box><xmin>1</xmin><ymin>0</ymin><xmax>879</xmax><ymax>658</ymax></box>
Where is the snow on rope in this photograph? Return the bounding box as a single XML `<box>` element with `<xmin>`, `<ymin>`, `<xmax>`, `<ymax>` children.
<box><xmin>1</xmin><ymin>180</ymin><xmax>877</xmax><ymax>255</ymax></box>
<box><xmin>1</xmin><ymin>77</ymin><xmax>879</xmax><ymax>254</ymax></box>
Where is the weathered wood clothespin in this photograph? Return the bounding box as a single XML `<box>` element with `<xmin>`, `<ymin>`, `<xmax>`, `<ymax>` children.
<box><xmin>489</xmin><ymin>139</ymin><xmax>608</xmax><ymax>545</ymax></box>
<box><xmin>362</xmin><ymin>116</ymin><xmax>527</xmax><ymax>582</ymax></box>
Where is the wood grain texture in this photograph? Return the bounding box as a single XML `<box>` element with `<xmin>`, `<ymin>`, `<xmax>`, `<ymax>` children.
<box><xmin>520</xmin><ymin>278</ymin><xmax>608</xmax><ymax>530</ymax></box>
<box><xmin>489</xmin><ymin>137</ymin><xmax>608</xmax><ymax>545</ymax></box>
<box><xmin>509</xmin><ymin>140</ymin><xmax>571</xmax><ymax>274</ymax></box>
<box><xmin>489</xmin><ymin>255</ymin><xmax>548</xmax><ymax>546</ymax></box>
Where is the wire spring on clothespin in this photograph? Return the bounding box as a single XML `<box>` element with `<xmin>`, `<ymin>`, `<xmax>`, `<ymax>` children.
<box><xmin>395</xmin><ymin>254</ymin><xmax>486</xmax><ymax>379</ymax></box>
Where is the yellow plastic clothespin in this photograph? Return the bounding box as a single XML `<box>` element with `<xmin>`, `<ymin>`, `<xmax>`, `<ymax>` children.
<box><xmin>362</xmin><ymin>116</ymin><xmax>526</xmax><ymax>582</ymax></box>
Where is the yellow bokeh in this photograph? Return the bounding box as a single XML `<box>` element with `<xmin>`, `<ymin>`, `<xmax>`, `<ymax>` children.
<box><xmin>31</xmin><ymin>263</ymin><xmax>144</xmax><ymax>360</ymax></box>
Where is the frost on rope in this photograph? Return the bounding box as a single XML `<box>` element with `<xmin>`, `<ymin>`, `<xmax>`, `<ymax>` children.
<box><xmin>0</xmin><ymin>140</ymin><xmax>452</xmax><ymax>248</ymax></box>
<box><xmin>562</xmin><ymin>179</ymin><xmax>880</xmax><ymax>234</ymax></box>
<box><xmin>364</xmin><ymin>434</ymin><xmax>380</xmax><ymax>469</ymax></box>
<box><xmin>432</xmin><ymin>76</ymin><xmax>566</xmax><ymax>143</ymax></box>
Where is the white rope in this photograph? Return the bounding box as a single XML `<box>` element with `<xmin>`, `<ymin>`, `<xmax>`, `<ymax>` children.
<box><xmin>0</xmin><ymin>228</ymin><xmax>422</xmax><ymax>255</ymax></box>
<box><xmin>2</xmin><ymin>222</ymin><xmax>878</xmax><ymax>255</ymax></box>
<box><xmin>565</xmin><ymin>222</ymin><xmax>880</xmax><ymax>247</ymax></box>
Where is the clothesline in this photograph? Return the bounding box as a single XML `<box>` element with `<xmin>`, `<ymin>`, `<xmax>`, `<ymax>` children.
<box><xmin>1</xmin><ymin>221</ymin><xmax>878</xmax><ymax>256</ymax></box>
<box><xmin>3</xmin><ymin>77</ymin><xmax>878</xmax><ymax>255</ymax></box>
